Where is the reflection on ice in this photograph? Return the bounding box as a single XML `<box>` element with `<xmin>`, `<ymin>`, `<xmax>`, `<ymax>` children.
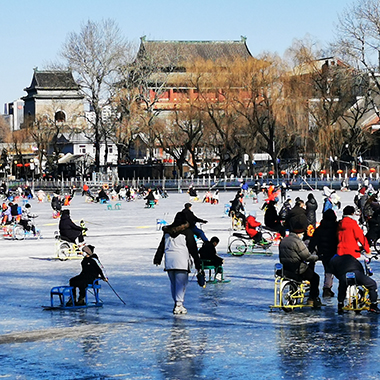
<box><xmin>1</xmin><ymin>190</ymin><xmax>380</xmax><ymax>378</ymax></box>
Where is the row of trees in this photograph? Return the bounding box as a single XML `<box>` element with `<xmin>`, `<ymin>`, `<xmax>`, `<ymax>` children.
<box><xmin>2</xmin><ymin>0</ymin><xmax>380</xmax><ymax>178</ymax></box>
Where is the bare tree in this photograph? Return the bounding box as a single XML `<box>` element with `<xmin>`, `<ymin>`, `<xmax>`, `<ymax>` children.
<box><xmin>229</xmin><ymin>54</ymin><xmax>291</xmax><ymax>175</ymax></box>
<box><xmin>286</xmin><ymin>39</ymin><xmax>364</xmax><ymax>169</ymax></box>
<box><xmin>0</xmin><ymin>115</ymin><xmax>11</xmax><ymax>142</ymax></box>
<box><xmin>60</xmin><ymin>19</ymin><xmax>133</xmax><ymax>171</ymax></box>
<box><xmin>155</xmin><ymin>105</ymin><xmax>204</xmax><ymax>176</ymax></box>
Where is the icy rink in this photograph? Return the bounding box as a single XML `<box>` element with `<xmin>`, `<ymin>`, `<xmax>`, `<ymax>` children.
<box><xmin>1</xmin><ymin>188</ymin><xmax>380</xmax><ymax>379</ymax></box>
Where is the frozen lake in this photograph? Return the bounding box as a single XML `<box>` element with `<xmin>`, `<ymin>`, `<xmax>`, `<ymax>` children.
<box><xmin>1</xmin><ymin>188</ymin><xmax>380</xmax><ymax>379</ymax></box>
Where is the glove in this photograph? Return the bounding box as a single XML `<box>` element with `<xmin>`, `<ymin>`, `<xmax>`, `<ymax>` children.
<box><xmin>197</xmin><ymin>270</ymin><xmax>206</xmax><ymax>288</ymax></box>
<box><xmin>203</xmin><ymin>220</ymin><xmax>208</xmax><ymax>224</ymax></box>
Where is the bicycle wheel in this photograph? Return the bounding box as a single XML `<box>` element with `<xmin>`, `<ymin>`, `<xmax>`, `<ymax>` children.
<box><xmin>228</xmin><ymin>238</ymin><xmax>247</xmax><ymax>255</ymax></box>
<box><xmin>374</xmin><ymin>237</ymin><xmax>380</xmax><ymax>254</ymax></box>
<box><xmin>57</xmin><ymin>242</ymin><xmax>70</xmax><ymax>260</ymax></box>
<box><xmin>281</xmin><ymin>281</ymin><xmax>298</xmax><ymax>312</ymax></box>
<box><xmin>13</xmin><ymin>226</ymin><xmax>25</xmax><ymax>240</ymax></box>
<box><xmin>261</xmin><ymin>231</ymin><xmax>274</xmax><ymax>242</ymax></box>
<box><xmin>352</xmin><ymin>287</ymin><xmax>368</xmax><ymax>312</ymax></box>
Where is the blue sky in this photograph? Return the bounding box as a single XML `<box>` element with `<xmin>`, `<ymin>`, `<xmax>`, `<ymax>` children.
<box><xmin>1</xmin><ymin>0</ymin><xmax>353</xmax><ymax>111</ymax></box>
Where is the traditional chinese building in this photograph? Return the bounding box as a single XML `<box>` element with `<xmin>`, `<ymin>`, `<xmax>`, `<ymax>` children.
<box><xmin>22</xmin><ymin>69</ymin><xmax>86</xmax><ymax>129</ymax></box>
<box><xmin>135</xmin><ymin>36</ymin><xmax>253</xmax><ymax>110</ymax></box>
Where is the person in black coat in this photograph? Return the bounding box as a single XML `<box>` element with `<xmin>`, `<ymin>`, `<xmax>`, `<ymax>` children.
<box><xmin>264</xmin><ymin>200</ymin><xmax>286</xmax><ymax>237</ymax></box>
<box><xmin>67</xmin><ymin>245</ymin><xmax>107</xmax><ymax>306</ymax></box>
<box><xmin>51</xmin><ymin>194</ymin><xmax>62</xmax><ymax>212</ymax></box>
<box><xmin>285</xmin><ymin>199</ymin><xmax>308</xmax><ymax>237</ymax></box>
<box><xmin>59</xmin><ymin>209</ymin><xmax>85</xmax><ymax>244</ymax></box>
<box><xmin>229</xmin><ymin>193</ymin><xmax>246</xmax><ymax>226</ymax></box>
<box><xmin>306</xmin><ymin>193</ymin><xmax>318</xmax><ymax>228</ymax></box>
<box><xmin>308</xmin><ymin>209</ymin><xmax>338</xmax><ymax>298</ymax></box>
<box><xmin>181</xmin><ymin>203</ymin><xmax>208</xmax><ymax>242</ymax></box>
<box><xmin>366</xmin><ymin>208</ymin><xmax>380</xmax><ymax>246</ymax></box>
<box><xmin>199</xmin><ymin>236</ymin><xmax>223</xmax><ymax>267</ymax></box>
<box><xmin>96</xmin><ymin>188</ymin><xmax>109</xmax><ymax>203</ymax></box>
<box><xmin>144</xmin><ymin>188</ymin><xmax>156</xmax><ymax>206</ymax></box>
<box><xmin>330</xmin><ymin>254</ymin><xmax>379</xmax><ymax>314</ymax></box>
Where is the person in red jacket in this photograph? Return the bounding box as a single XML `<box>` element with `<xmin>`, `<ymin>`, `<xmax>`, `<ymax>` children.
<box><xmin>245</xmin><ymin>212</ymin><xmax>270</xmax><ymax>245</ymax></box>
<box><xmin>332</xmin><ymin>205</ymin><xmax>379</xmax><ymax>314</ymax></box>
<box><xmin>337</xmin><ymin>205</ymin><xmax>370</xmax><ymax>258</ymax></box>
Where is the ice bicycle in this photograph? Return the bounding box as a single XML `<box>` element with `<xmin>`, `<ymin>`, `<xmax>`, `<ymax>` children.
<box><xmin>270</xmin><ymin>263</ymin><xmax>315</xmax><ymax>312</ymax></box>
<box><xmin>227</xmin><ymin>227</ymin><xmax>274</xmax><ymax>256</ymax></box>
<box><xmin>341</xmin><ymin>255</ymin><xmax>379</xmax><ymax>313</ymax></box>
<box><xmin>2</xmin><ymin>220</ymin><xmax>41</xmax><ymax>240</ymax></box>
<box><xmin>54</xmin><ymin>221</ymin><xmax>87</xmax><ymax>260</ymax></box>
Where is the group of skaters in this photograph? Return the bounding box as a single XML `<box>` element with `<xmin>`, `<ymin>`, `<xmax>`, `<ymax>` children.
<box><xmin>82</xmin><ymin>183</ymin><xmax>168</xmax><ymax>207</ymax></box>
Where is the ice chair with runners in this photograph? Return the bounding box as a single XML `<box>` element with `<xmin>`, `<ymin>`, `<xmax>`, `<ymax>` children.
<box><xmin>45</xmin><ymin>280</ymin><xmax>103</xmax><ymax>310</ymax></box>
<box><xmin>200</xmin><ymin>259</ymin><xmax>231</xmax><ymax>284</ymax></box>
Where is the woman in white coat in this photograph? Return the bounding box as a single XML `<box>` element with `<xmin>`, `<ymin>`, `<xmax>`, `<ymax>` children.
<box><xmin>154</xmin><ymin>217</ymin><xmax>201</xmax><ymax>315</ymax></box>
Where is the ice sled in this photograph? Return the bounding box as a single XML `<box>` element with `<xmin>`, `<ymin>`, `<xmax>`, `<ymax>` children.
<box><xmin>43</xmin><ymin>280</ymin><xmax>103</xmax><ymax>310</ymax></box>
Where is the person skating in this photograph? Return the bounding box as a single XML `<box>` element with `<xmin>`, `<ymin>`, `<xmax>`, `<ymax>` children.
<box><xmin>181</xmin><ymin>203</ymin><xmax>208</xmax><ymax>242</ymax></box>
<box><xmin>154</xmin><ymin>219</ymin><xmax>201</xmax><ymax>315</ymax></box>
<box><xmin>67</xmin><ymin>245</ymin><xmax>107</xmax><ymax>306</ymax></box>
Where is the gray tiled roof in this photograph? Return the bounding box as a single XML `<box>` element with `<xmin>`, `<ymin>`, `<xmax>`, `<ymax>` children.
<box><xmin>137</xmin><ymin>37</ymin><xmax>252</xmax><ymax>67</ymax></box>
<box><xmin>25</xmin><ymin>70</ymin><xmax>80</xmax><ymax>91</ymax></box>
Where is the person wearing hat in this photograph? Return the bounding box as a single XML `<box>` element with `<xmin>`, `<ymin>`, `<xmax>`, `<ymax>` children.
<box><xmin>181</xmin><ymin>203</ymin><xmax>208</xmax><ymax>242</ymax></box>
<box><xmin>67</xmin><ymin>245</ymin><xmax>107</xmax><ymax>306</ymax></box>
<box><xmin>154</xmin><ymin>219</ymin><xmax>201</xmax><ymax>315</ymax></box>
<box><xmin>279</xmin><ymin>218</ymin><xmax>321</xmax><ymax>308</ymax></box>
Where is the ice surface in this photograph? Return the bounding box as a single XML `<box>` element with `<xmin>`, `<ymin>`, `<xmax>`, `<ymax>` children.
<box><xmin>1</xmin><ymin>188</ymin><xmax>380</xmax><ymax>379</ymax></box>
